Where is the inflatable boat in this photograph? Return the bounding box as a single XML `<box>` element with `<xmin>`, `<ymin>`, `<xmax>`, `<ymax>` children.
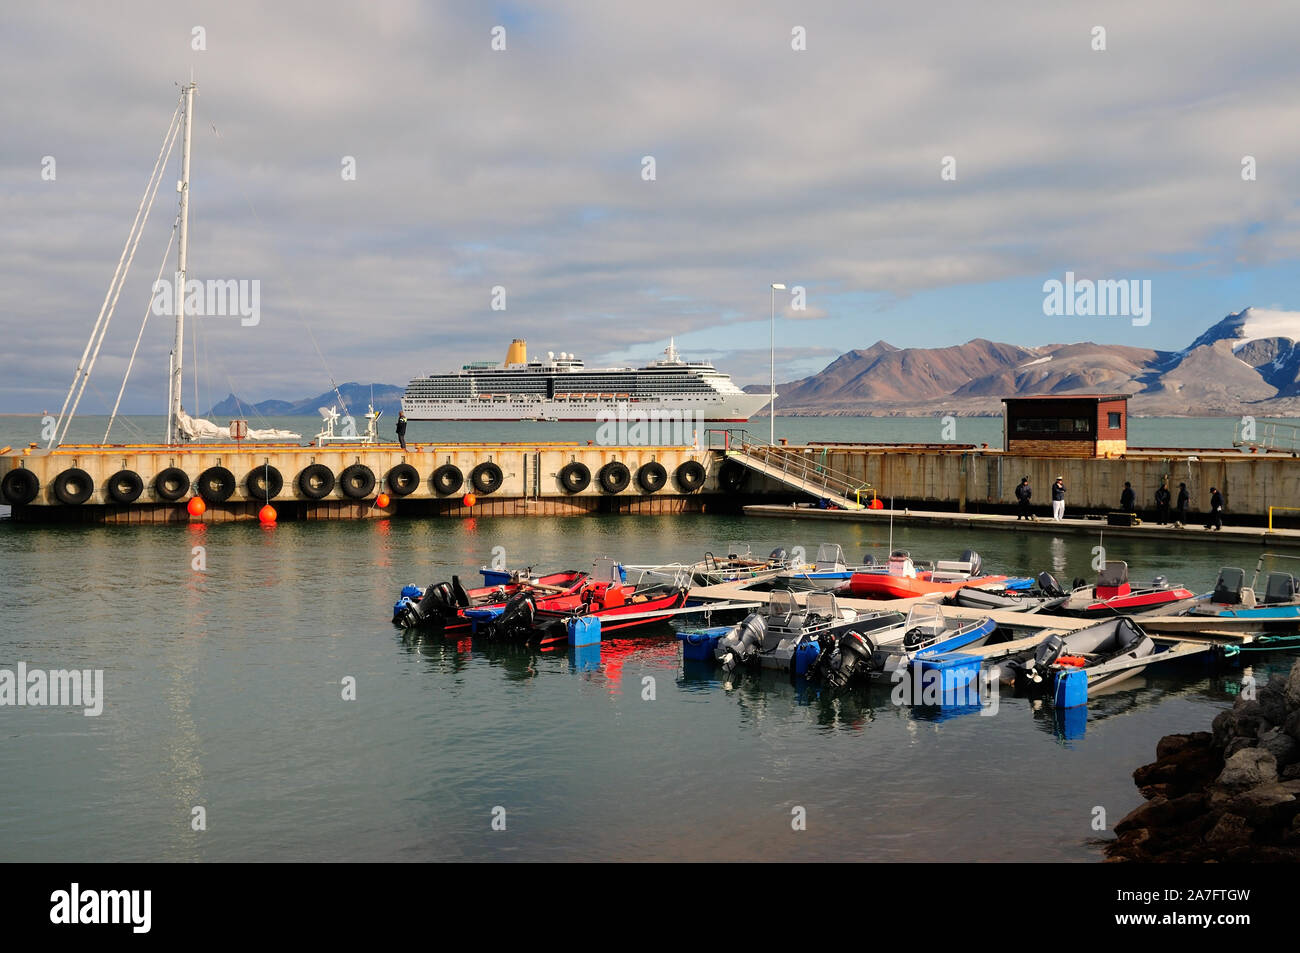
<box><xmin>845</xmin><ymin>550</ymin><xmax>1032</xmax><ymax>599</ymax></box>
<box><xmin>947</xmin><ymin>572</ymin><xmax>1070</xmax><ymax>613</ymax></box>
<box><xmin>998</xmin><ymin>616</ymin><xmax>1155</xmax><ymax>695</ymax></box>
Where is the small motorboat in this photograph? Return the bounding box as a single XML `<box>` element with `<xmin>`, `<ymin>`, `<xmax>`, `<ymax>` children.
<box><xmin>628</xmin><ymin>543</ymin><xmax>796</xmax><ymax>588</ymax></box>
<box><xmin>998</xmin><ymin>616</ymin><xmax>1156</xmax><ymax>696</ymax></box>
<box><xmin>466</xmin><ymin>558</ymin><xmax>690</xmax><ymax>643</ymax></box>
<box><xmin>774</xmin><ymin>543</ymin><xmax>878</xmax><ymax>591</ymax></box>
<box><xmin>393</xmin><ymin>568</ymin><xmax>588</xmax><ymax>630</ymax></box>
<box><xmin>1057</xmin><ymin>561</ymin><xmax>1194</xmax><ymax>616</ymax></box>
<box><xmin>807</xmin><ymin>603</ymin><xmax>997</xmax><ymax>690</ymax></box>
<box><xmin>845</xmin><ymin>550</ymin><xmax>1033</xmax><ymax>600</ymax></box>
<box><xmin>1186</xmin><ymin>557</ymin><xmax>1300</xmax><ymax>620</ymax></box>
<box><xmin>947</xmin><ymin>572</ymin><xmax>1070</xmax><ymax>613</ymax></box>
<box><xmin>710</xmin><ymin>590</ymin><xmax>906</xmax><ymax>674</ymax></box>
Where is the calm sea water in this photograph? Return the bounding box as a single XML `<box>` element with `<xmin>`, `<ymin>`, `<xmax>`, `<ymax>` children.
<box><xmin>1</xmin><ymin>496</ymin><xmax>1293</xmax><ymax>862</ymax></box>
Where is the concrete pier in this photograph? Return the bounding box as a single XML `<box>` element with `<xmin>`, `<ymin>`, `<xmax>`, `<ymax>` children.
<box><xmin>0</xmin><ymin>441</ymin><xmax>717</xmax><ymax>523</ymax></box>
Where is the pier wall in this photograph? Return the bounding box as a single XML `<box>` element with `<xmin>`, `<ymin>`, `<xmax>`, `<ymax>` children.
<box><xmin>0</xmin><ymin>442</ymin><xmax>716</xmax><ymax>523</ymax></box>
<box><xmin>5</xmin><ymin>441</ymin><xmax>1298</xmax><ymax>523</ymax></box>
<box><xmin>777</xmin><ymin>447</ymin><xmax>1300</xmax><ymax>520</ymax></box>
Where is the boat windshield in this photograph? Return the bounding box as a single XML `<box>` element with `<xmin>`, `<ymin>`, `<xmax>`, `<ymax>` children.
<box><xmin>766</xmin><ymin>590</ymin><xmax>799</xmax><ymax>621</ymax></box>
<box><xmin>814</xmin><ymin>543</ymin><xmax>845</xmax><ymax>570</ymax></box>
<box><xmin>805</xmin><ymin>591</ymin><xmax>840</xmax><ymax>620</ymax></box>
<box><xmin>904</xmin><ymin>603</ymin><xmax>945</xmax><ymax>631</ymax></box>
<box><xmin>592</xmin><ymin>556</ymin><xmax>624</xmax><ymax>584</ymax></box>
<box><xmin>725</xmin><ymin>542</ymin><xmax>753</xmax><ymax>561</ymax></box>
<box><xmin>1097</xmin><ymin>561</ymin><xmax>1129</xmax><ymax>587</ymax></box>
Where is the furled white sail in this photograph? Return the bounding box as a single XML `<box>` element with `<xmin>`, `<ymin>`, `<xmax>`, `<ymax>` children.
<box><xmin>176</xmin><ymin>408</ymin><xmax>300</xmax><ymax>441</ymax></box>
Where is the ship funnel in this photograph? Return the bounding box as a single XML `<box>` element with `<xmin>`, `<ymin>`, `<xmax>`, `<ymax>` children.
<box><xmin>506</xmin><ymin>339</ymin><xmax>527</xmax><ymax>365</ymax></box>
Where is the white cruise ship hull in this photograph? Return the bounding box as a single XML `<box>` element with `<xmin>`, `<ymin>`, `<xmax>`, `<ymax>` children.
<box><xmin>402</xmin><ymin>393</ymin><xmax>770</xmax><ymax>422</ymax></box>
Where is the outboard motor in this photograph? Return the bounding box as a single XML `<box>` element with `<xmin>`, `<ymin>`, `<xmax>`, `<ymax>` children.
<box><xmin>824</xmin><ymin>631</ymin><xmax>876</xmax><ymax>691</ymax></box>
<box><xmin>1036</xmin><ymin>571</ymin><xmax>1065</xmax><ymax>597</ymax></box>
<box><xmin>1021</xmin><ymin>633</ymin><xmax>1066</xmax><ymax>684</ymax></box>
<box><xmin>487</xmin><ymin>591</ymin><xmax>537</xmax><ymax>641</ymax></box>
<box><xmin>451</xmin><ymin>575</ymin><xmax>471</xmax><ymax>607</ymax></box>
<box><xmin>768</xmin><ymin>547</ymin><xmax>788</xmax><ymax>566</ymax></box>
<box><xmin>960</xmin><ymin>549</ymin><xmax>982</xmax><ymax>577</ymax></box>
<box><xmin>1151</xmin><ymin>575</ymin><xmax>1168</xmax><ymax>590</ymax></box>
<box><xmin>399</xmin><ymin>581</ymin><xmax>454</xmax><ymax>628</ymax></box>
<box><xmin>715</xmin><ymin>614</ymin><xmax>767</xmax><ymax>672</ymax></box>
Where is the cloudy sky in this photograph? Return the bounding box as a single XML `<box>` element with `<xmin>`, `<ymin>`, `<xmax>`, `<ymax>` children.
<box><xmin>3</xmin><ymin>1</ymin><xmax>1299</xmax><ymax>413</ymax></box>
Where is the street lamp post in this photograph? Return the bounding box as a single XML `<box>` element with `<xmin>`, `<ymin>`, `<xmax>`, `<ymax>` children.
<box><xmin>770</xmin><ymin>283</ymin><xmax>786</xmax><ymax>445</ymax></box>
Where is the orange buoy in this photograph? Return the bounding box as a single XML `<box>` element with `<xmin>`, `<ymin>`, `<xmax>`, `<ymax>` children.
<box><xmin>187</xmin><ymin>496</ymin><xmax>206</xmax><ymax>517</ymax></box>
<box><xmin>462</xmin><ymin>493</ymin><xmax>477</xmax><ymax>507</ymax></box>
<box><xmin>376</xmin><ymin>492</ymin><xmax>391</xmax><ymax>508</ymax></box>
<box><xmin>258</xmin><ymin>504</ymin><xmax>277</xmax><ymax>524</ymax></box>
<box><xmin>869</xmin><ymin>498</ymin><xmax>884</xmax><ymax>510</ymax></box>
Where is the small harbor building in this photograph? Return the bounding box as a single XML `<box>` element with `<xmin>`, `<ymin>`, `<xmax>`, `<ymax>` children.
<box><xmin>1001</xmin><ymin>394</ymin><xmax>1129</xmax><ymax>457</ymax></box>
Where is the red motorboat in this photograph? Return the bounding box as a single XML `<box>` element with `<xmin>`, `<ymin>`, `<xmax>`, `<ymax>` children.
<box><xmin>466</xmin><ymin>559</ymin><xmax>689</xmax><ymax>643</ymax></box>
<box><xmin>1058</xmin><ymin>561</ymin><xmax>1194</xmax><ymax>616</ymax></box>
<box><xmin>393</xmin><ymin>568</ymin><xmax>588</xmax><ymax>630</ymax></box>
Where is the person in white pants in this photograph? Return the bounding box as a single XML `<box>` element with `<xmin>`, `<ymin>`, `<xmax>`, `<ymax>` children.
<box><xmin>1051</xmin><ymin>476</ymin><xmax>1066</xmax><ymax>521</ymax></box>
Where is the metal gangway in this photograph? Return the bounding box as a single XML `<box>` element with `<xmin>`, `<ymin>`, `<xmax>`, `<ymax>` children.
<box><xmin>707</xmin><ymin>429</ymin><xmax>871</xmax><ymax>510</ymax></box>
<box><xmin>1233</xmin><ymin>418</ymin><xmax>1300</xmax><ymax>453</ymax></box>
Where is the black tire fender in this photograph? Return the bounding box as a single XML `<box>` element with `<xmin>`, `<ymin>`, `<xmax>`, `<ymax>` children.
<box><xmin>105</xmin><ymin>469</ymin><xmax>144</xmax><ymax>504</ymax></box>
<box><xmin>53</xmin><ymin>467</ymin><xmax>95</xmax><ymax>505</ymax></box>
<box><xmin>298</xmin><ymin>463</ymin><xmax>335</xmax><ymax>500</ymax></box>
<box><xmin>636</xmin><ymin>462</ymin><xmax>667</xmax><ymax>494</ymax></box>
<box><xmin>431</xmin><ymin>464</ymin><xmax>464</xmax><ymax>495</ymax></box>
<box><xmin>1</xmin><ymin>467</ymin><xmax>40</xmax><ymax>505</ymax></box>
<box><xmin>470</xmin><ymin>462</ymin><xmax>504</xmax><ymax>495</ymax></box>
<box><xmin>598</xmin><ymin>461</ymin><xmax>631</xmax><ymax>494</ymax></box>
<box><xmin>674</xmin><ymin>460</ymin><xmax>706</xmax><ymax>492</ymax></box>
<box><xmin>196</xmin><ymin>466</ymin><xmax>236</xmax><ymax>503</ymax></box>
<box><xmin>245</xmin><ymin>465</ymin><xmax>284</xmax><ymax>502</ymax></box>
<box><xmin>154</xmin><ymin>467</ymin><xmax>190</xmax><ymax>501</ymax></box>
<box><xmin>559</xmin><ymin>462</ymin><xmax>590</xmax><ymax>494</ymax></box>
<box><xmin>339</xmin><ymin>463</ymin><xmax>376</xmax><ymax>500</ymax></box>
<box><xmin>386</xmin><ymin>463</ymin><xmax>419</xmax><ymax>497</ymax></box>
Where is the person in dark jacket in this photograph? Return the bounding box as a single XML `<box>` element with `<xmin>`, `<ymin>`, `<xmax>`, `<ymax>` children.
<box><xmin>1154</xmin><ymin>482</ymin><xmax>1171</xmax><ymax>525</ymax></box>
<box><xmin>1120</xmin><ymin>481</ymin><xmax>1136</xmax><ymax>511</ymax></box>
<box><xmin>1015</xmin><ymin>477</ymin><xmax>1034</xmax><ymax>520</ymax></box>
<box><xmin>1206</xmin><ymin>487</ymin><xmax>1224</xmax><ymax>531</ymax></box>
<box><xmin>1051</xmin><ymin>476</ymin><xmax>1066</xmax><ymax>521</ymax></box>
<box><xmin>1174</xmin><ymin>482</ymin><xmax>1190</xmax><ymax>528</ymax></box>
<box><xmin>396</xmin><ymin>410</ymin><xmax>408</xmax><ymax>451</ymax></box>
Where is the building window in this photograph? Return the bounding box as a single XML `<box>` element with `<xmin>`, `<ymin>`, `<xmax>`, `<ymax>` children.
<box><xmin>1108</xmin><ymin>412</ymin><xmax>1122</xmax><ymax>429</ymax></box>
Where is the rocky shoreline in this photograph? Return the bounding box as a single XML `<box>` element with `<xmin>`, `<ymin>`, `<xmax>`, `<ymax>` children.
<box><xmin>1106</xmin><ymin>660</ymin><xmax>1300</xmax><ymax>862</ymax></box>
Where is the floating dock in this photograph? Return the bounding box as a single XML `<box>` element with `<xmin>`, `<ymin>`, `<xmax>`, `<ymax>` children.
<box><xmin>742</xmin><ymin>503</ymin><xmax>1300</xmax><ymax>548</ymax></box>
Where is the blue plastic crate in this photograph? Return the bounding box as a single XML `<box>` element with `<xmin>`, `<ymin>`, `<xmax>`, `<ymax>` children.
<box><xmin>915</xmin><ymin>652</ymin><xmax>982</xmax><ymax>699</ymax></box>
<box><xmin>677</xmin><ymin>626</ymin><xmax>730</xmax><ymax>662</ymax></box>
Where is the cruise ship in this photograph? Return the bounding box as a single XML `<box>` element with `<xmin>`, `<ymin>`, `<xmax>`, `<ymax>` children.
<box><xmin>402</xmin><ymin>339</ymin><xmax>771</xmax><ymax>421</ymax></box>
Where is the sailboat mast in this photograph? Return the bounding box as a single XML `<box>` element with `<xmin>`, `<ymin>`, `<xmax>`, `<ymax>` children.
<box><xmin>167</xmin><ymin>81</ymin><xmax>196</xmax><ymax>445</ymax></box>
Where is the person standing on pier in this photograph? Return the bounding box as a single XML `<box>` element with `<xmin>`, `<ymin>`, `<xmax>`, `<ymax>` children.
<box><xmin>1015</xmin><ymin>476</ymin><xmax>1034</xmax><ymax>520</ymax></box>
<box><xmin>1154</xmin><ymin>482</ymin><xmax>1171</xmax><ymax>525</ymax></box>
<box><xmin>1051</xmin><ymin>476</ymin><xmax>1066</xmax><ymax>521</ymax></box>
<box><xmin>1120</xmin><ymin>481</ymin><xmax>1136</xmax><ymax>512</ymax></box>
<box><xmin>1175</xmin><ymin>482</ymin><xmax>1190</xmax><ymax>528</ymax></box>
<box><xmin>1206</xmin><ymin>487</ymin><xmax>1224</xmax><ymax>531</ymax></box>
<box><xmin>396</xmin><ymin>410</ymin><xmax>408</xmax><ymax>451</ymax></box>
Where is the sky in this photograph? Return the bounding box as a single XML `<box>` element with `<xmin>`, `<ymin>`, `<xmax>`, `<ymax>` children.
<box><xmin>3</xmin><ymin>1</ymin><xmax>1300</xmax><ymax>414</ymax></box>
